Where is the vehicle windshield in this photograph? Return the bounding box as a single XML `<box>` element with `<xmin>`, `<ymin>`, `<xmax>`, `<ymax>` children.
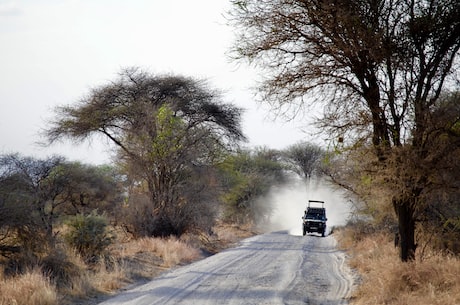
<box><xmin>306</xmin><ymin>213</ymin><xmax>325</xmax><ymax>220</ymax></box>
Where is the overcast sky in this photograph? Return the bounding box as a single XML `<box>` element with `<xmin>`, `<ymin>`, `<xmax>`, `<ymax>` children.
<box><xmin>0</xmin><ymin>0</ymin><xmax>318</xmax><ymax>164</ymax></box>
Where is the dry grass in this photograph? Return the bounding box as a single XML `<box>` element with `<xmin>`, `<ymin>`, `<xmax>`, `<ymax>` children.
<box><xmin>337</xmin><ymin>228</ymin><xmax>460</xmax><ymax>305</ymax></box>
<box><xmin>0</xmin><ymin>267</ymin><xmax>59</xmax><ymax>305</ymax></box>
<box><xmin>0</xmin><ymin>223</ymin><xmax>255</xmax><ymax>305</ymax></box>
<box><xmin>214</xmin><ymin>222</ymin><xmax>256</xmax><ymax>242</ymax></box>
<box><xmin>90</xmin><ymin>259</ymin><xmax>129</xmax><ymax>292</ymax></box>
<box><xmin>113</xmin><ymin>235</ymin><xmax>202</xmax><ymax>268</ymax></box>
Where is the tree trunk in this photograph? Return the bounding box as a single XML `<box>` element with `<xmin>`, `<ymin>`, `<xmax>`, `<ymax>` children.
<box><xmin>393</xmin><ymin>196</ymin><xmax>417</xmax><ymax>261</ymax></box>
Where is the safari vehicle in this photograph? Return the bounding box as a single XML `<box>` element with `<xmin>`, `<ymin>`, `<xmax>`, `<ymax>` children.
<box><xmin>302</xmin><ymin>200</ymin><xmax>327</xmax><ymax>237</ymax></box>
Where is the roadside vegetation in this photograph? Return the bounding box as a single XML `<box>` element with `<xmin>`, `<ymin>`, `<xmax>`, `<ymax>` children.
<box><xmin>328</xmin><ymin>118</ymin><xmax>460</xmax><ymax>303</ymax></box>
<box><xmin>338</xmin><ymin>227</ymin><xmax>460</xmax><ymax>305</ymax></box>
<box><xmin>0</xmin><ymin>220</ymin><xmax>255</xmax><ymax>305</ymax></box>
<box><xmin>0</xmin><ymin>150</ymin><xmax>266</xmax><ymax>305</ymax></box>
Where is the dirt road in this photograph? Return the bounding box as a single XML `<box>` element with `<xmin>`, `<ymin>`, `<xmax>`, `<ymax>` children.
<box><xmin>99</xmin><ymin>231</ymin><xmax>354</xmax><ymax>305</ymax></box>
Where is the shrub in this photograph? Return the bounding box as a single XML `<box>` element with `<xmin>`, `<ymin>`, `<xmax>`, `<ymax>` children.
<box><xmin>64</xmin><ymin>212</ymin><xmax>114</xmax><ymax>262</ymax></box>
<box><xmin>117</xmin><ymin>190</ymin><xmax>217</xmax><ymax>238</ymax></box>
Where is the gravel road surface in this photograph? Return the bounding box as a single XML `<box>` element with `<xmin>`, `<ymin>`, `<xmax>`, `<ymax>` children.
<box><xmin>99</xmin><ymin>231</ymin><xmax>354</xmax><ymax>305</ymax></box>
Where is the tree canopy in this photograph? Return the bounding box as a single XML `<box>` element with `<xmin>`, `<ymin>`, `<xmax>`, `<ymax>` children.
<box><xmin>230</xmin><ymin>0</ymin><xmax>459</xmax><ymax>150</ymax></box>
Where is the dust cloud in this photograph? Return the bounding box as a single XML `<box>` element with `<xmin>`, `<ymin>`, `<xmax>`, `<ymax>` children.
<box><xmin>261</xmin><ymin>175</ymin><xmax>352</xmax><ymax>236</ymax></box>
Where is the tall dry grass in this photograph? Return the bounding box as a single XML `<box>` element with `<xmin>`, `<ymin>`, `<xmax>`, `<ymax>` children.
<box><xmin>338</xmin><ymin>229</ymin><xmax>460</xmax><ymax>305</ymax></box>
<box><xmin>61</xmin><ymin>235</ymin><xmax>200</xmax><ymax>302</ymax></box>
<box><xmin>59</xmin><ymin>253</ymin><xmax>129</xmax><ymax>301</ymax></box>
<box><xmin>115</xmin><ymin>236</ymin><xmax>201</xmax><ymax>268</ymax></box>
<box><xmin>0</xmin><ymin>267</ymin><xmax>59</xmax><ymax>305</ymax></box>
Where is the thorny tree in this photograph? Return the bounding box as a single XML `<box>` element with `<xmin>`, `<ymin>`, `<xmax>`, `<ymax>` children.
<box><xmin>45</xmin><ymin>68</ymin><xmax>246</xmax><ymax>236</ymax></box>
<box><xmin>229</xmin><ymin>0</ymin><xmax>460</xmax><ymax>261</ymax></box>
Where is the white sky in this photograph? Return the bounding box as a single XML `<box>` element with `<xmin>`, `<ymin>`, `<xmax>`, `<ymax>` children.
<box><xmin>0</xmin><ymin>0</ymin><xmax>319</xmax><ymax>164</ymax></box>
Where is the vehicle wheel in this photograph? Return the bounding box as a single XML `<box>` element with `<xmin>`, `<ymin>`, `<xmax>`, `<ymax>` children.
<box><xmin>303</xmin><ymin>227</ymin><xmax>307</xmax><ymax>236</ymax></box>
<box><xmin>321</xmin><ymin>229</ymin><xmax>325</xmax><ymax>237</ymax></box>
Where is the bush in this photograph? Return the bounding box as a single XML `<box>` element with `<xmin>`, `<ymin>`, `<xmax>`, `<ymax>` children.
<box><xmin>64</xmin><ymin>212</ymin><xmax>114</xmax><ymax>262</ymax></box>
<box><xmin>117</xmin><ymin>189</ymin><xmax>217</xmax><ymax>238</ymax></box>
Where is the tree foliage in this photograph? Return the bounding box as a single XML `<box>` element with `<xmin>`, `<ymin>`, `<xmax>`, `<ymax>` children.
<box><xmin>230</xmin><ymin>0</ymin><xmax>459</xmax><ymax>151</ymax></box>
<box><xmin>218</xmin><ymin>148</ymin><xmax>287</xmax><ymax>224</ymax></box>
<box><xmin>45</xmin><ymin>68</ymin><xmax>246</xmax><ymax>236</ymax></box>
<box><xmin>0</xmin><ymin>154</ymin><xmax>121</xmax><ymax>255</ymax></box>
<box><xmin>282</xmin><ymin>142</ymin><xmax>324</xmax><ymax>179</ymax></box>
<box><xmin>230</xmin><ymin>0</ymin><xmax>460</xmax><ymax>261</ymax></box>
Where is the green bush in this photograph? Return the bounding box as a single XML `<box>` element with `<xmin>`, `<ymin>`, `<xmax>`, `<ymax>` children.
<box><xmin>64</xmin><ymin>212</ymin><xmax>114</xmax><ymax>262</ymax></box>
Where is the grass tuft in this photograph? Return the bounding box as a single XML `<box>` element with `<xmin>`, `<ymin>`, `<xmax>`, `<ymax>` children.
<box><xmin>0</xmin><ymin>268</ymin><xmax>59</xmax><ymax>305</ymax></box>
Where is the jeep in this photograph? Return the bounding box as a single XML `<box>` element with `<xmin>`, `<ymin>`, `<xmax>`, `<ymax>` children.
<box><xmin>302</xmin><ymin>200</ymin><xmax>327</xmax><ymax>237</ymax></box>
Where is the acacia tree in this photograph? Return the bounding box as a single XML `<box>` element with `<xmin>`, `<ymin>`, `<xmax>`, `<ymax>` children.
<box><xmin>229</xmin><ymin>0</ymin><xmax>460</xmax><ymax>260</ymax></box>
<box><xmin>282</xmin><ymin>142</ymin><xmax>324</xmax><ymax>179</ymax></box>
<box><xmin>45</xmin><ymin>68</ymin><xmax>246</xmax><ymax>236</ymax></box>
